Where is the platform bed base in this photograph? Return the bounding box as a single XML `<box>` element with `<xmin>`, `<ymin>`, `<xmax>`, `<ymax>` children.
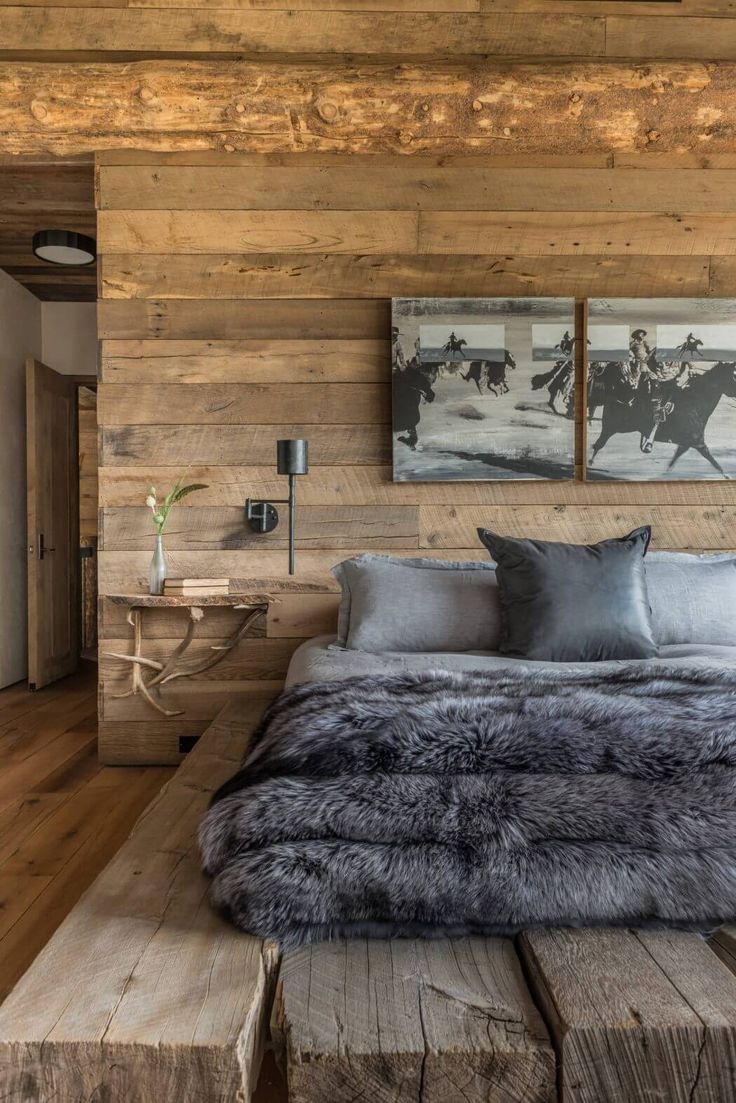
<box><xmin>2</xmin><ymin>700</ymin><xmax>736</xmax><ymax>1102</ymax></box>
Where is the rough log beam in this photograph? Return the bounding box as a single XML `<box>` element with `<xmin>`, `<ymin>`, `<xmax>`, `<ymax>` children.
<box><xmin>0</xmin><ymin>59</ymin><xmax>734</xmax><ymax>156</ymax></box>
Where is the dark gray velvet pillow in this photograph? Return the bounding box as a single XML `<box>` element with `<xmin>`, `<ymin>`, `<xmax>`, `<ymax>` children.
<box><xmin>476</xmin><ymin>526</ymin><xmax>658</xmax><ymax>662</ymax></box>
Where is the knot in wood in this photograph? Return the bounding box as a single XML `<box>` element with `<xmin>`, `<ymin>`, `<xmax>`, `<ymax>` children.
<box><xmin>30</xmin><ymin>101</ymin><xmax>47</xmax><ymax>122</ymax></box>
<box><xmin>398</xmin><ymin>130</ymin><xmax>413</xmax><ymax>146</ymax></box>
<box><xmin>647</xmin><ymin>129</ymin><xmax>661</xmax><ymax>143</ymax></box>
<box><xmin>472</xmin><ymin>99</ymin><xmax>483</xmax><ymax>112</ymax></box>
<box><xmin>316</xmin><ymin>99</ymin><xmax>339</xmax><ymax>124</ymax></box>
<box><xmin>569</xmin><ymin>93</ymin><xmax>581</xmax><ymax>103</ymax></box>
<box><xmin>138</xmin><ymin>86</ymin><xmax>155</xmax><ymax>104</ymax></box>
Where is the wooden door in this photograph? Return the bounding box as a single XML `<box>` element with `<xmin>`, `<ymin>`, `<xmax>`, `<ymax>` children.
<box><xmin>26</xmin><ymin>359</ymin><xmax>80</xmax><ymax>689</ymax></box>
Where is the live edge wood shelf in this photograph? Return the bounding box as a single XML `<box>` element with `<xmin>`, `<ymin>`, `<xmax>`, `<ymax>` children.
<box><xmin>100</xmin><ymin>593</ymin><xmax>270</xmax><ymax>765</ymax></box>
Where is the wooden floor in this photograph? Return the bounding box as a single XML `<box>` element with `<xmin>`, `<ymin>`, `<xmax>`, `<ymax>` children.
<box><xmin>0</xmin><ymin>663</ymin><xmax>287</xmax><ymax>1101</ymax></box>
<box><xmin>0</xmin><ymin>663</ymin><xmax>173</xmax><ymax>1000</ymax></box>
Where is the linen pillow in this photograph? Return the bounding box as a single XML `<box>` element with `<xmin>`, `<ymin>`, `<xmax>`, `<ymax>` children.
<box><xmin>476</xmin><ymin>526</ymin><xmax>658</xmax><ymax>662</ymax></box>
<box><xmin>331</xmin><ymin>554</ymin><xmax>501</xmax><ymax>653</ymax></box>
<box><xmin>646</xmin><ymin>551</ymin><xmax>736</xmax><ymax>646</ymax></box>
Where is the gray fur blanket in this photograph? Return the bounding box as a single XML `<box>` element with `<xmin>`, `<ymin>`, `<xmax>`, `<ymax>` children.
<box><xmin>199</xmin><ymin>665</ymin><xmax>736</xmax><ymax>945</ymax></box>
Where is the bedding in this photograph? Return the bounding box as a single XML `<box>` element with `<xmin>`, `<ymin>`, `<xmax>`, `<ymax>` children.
<box><xmin>647</xmin><ymin>551</ymin><xmax>736</xmax><ymax>646</ymax></box>
<box><xmin>200</xmin><ymin>657</ymin><xmax>736</xmax><ymax>946</ymax></box>
<box><xmin>477</xmin><ymin>526</ymin><xmax>658</xmax><ymax>662</ymax></box>
<box><xmin>332</xmin><ymin>554</ymin><xmax>499</xmax><ymax>652</ymax></box>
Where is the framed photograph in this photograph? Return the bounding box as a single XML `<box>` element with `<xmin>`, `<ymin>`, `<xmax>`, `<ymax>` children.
<box><xmin>391</xmin><ymin>297</ymin><xmax>576</xmax><ymax>482</ymax></box>
<box><xmin>586</xmin><ymin>298</ymin><xmax>736</xmax><ymax>481</ymax></box>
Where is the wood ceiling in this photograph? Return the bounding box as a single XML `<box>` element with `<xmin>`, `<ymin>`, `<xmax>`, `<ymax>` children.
<box><xmin>0</xmin><ymin>159</ymin><xmax>96</xmax><ymax>301</ymax></box>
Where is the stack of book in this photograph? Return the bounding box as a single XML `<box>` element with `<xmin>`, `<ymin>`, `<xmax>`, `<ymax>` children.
<box><xmin>163</xmin><ymin>577</ymin><xmax>230</xmax><ymax>597</ymax></box>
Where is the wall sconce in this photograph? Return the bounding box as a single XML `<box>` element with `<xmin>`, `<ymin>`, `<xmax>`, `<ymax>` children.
<box><xmin>245</xmin><ymin>440</ymin><xmax>309</xmax><ymax>575</ymax></box>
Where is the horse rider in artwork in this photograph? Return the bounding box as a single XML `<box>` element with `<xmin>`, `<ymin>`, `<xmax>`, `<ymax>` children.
<box><xmin>628</xmin><ymin>329</ymin><xmax>692</xmax><ymax>454</ymax></box>
<box><xmin>392</xmin><ymin>327</ymin><xmax>436</xmax><ymax>451</ymax></box>
<box><xmin>676</xmin><ymin>332</ymin><xmax>705</xmax><ymax>359</ymax></box>
<box><xmin>442</xmin><ymin>331</ymin><xmax>467</xmax><ymax>359</ymax></box>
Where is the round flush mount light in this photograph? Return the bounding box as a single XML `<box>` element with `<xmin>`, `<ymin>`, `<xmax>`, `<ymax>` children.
<box><xmin>32</xmin><ymin>229</ymin><xmax>96</xmax><ymax>267</ymax></box>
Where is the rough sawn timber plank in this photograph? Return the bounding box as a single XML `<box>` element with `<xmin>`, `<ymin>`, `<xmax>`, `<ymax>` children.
<box><xmin>272</xmin><ymin>937</ymin><xmax>556</xmax><ymax>1102</ymax></box>
<box><xmin>520</xmin><ymin>927</ymin><xmax>736</xmax><ymax>1103</ymax></box>
<box><xmin>0</xmin><ymin>698</ymin><xmax>278</xmax><ymax>1103</ymax></box>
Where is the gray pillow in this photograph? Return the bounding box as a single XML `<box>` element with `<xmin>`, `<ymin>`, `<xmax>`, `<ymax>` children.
<box><xmin>646</xmin><ymin>551</ymin><xmax>736</xmax><ymax>646</ymax></box>
<box><xmin>331</xmin><ymin>554</ymin><xmax>501</xmax><ymax>653</ymax></box>
<box><xmin>477</xmin><ymin>526</ymin><xmax>658</xmax><ymax>662</ymax></box>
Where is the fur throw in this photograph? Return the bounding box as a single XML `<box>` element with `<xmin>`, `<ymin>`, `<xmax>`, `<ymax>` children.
<box><xmin>199</xmin><ymin>665</ymin><xmax>736</xmax><ymax>945</ymax></box>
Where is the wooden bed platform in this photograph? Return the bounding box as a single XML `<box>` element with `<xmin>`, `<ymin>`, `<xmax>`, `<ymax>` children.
<box><xmin>2</xmin><ymin>698</ymin><xmax>736</xmax><ymax>1102</ymax></box>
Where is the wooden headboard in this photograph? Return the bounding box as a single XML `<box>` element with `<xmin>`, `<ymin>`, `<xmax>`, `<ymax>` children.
<box><xmin>96</xmin><ymin>150</ymin><xmax>736</xmax><ymax>762</ymax></box>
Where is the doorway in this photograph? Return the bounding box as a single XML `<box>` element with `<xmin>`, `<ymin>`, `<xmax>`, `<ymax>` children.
<box><xmin>26</xmin><ymin>360</ymin><xmax>97</xmax><ymax>690</ymax></box>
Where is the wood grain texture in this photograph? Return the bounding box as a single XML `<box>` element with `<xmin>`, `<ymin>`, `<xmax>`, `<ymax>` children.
<box><xmin>0</xmin><ymin>700</ymin><xmax>279</xmax><ymax>1102</ymax></box>
<box><xmin>100</xmin><ymin>253</ymin><xmax>712</xmax><ymax>300</ymax></box>
<box><xmin>99</xmin><ymin>464</ymin><xmax>736</xmax><ymax>508</ymax></box>
<box><xmin>7</xmin><ymin>60</ymin><xmax>736</xmax><ymax>157</ymax></box>
<box><xmin>273</xmin><ymin>938</ymin><xmax>555</xmax><ymax>1103</ymax></box>
<box><xmin>0</xmin><ymin>9</ymin><xmax>603</xmax><ymax>58</ymax></box>
<box><xmin>99</xmin><ymin>164</ymin><xmax>736</xmax><ymax>211</ymax></box>
<box><xmin>98</xmin><ymin>383</ymin><xmax>389</xmax><ymax>425</ymax></box>
<box><xmin>100</xmin><ymin>339</ymin><xmax>389</xmax><ymax>383</ymax></box>
<box><xmin>420</xmin><ymin>505</ymin><xmax>736</xmax><ymax>550</ymax></box>
<box><xmin>101</xmin><ymin>424</ymin><xmax>390</xmax><ymax>466</ymax></box>
<box><xmin>419</xmin><ymin>211</ymin><xmax>736</xmax><ymax>256</ymax></box>
<box><xmin>97</xmin><ymin>299</ymin><xmax>389</xmax><ymax>339</ymax></box>
<box><xmin>101</xmin><ymin>505</ymin><xmax>418</xmax><ymax>550</ymax></box>
<box><xmin>520</xmin><ymin>928</ymin><xmax>736</xmax><ymax>1103</ymax></box>
<box><xmin>98</xmin><ymin>210</ymin><xmax>420</xmax><ymax>255</ymax></box>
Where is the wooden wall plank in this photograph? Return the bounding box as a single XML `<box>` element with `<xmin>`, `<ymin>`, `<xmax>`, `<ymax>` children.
<box><xmin>100</xmin><ymin>424</ymin><xmax>390</xmax><ymax>466</ymax></box>
<box><xmin>100</xmin><ymin>209</ymin><xmax>736</xmax><ymax>258</ymax></box>
<box><xmin>0</xmin><ymin>9</ymin><xmax>605</xmax><ymax>57</ymax></box>
<box><xmin>420</xmin><ymin>505</ymin><xmax>736</xmax><ymax>550</ymax></box>
<box><xmin>97</xmin><ymin>300</ymin><xmax>389</xmax><ymax>339</ymax></box>
<box><xmin>101</xmin><ymin>505</ymin><xmax>419</xmax><ymax>550</ymax></box>
<box><xmin>98</xmin><ymin>165</ymin><xmax>736</xmax><ymax>212</ymax></box>
<box><xmin>101</xmin><ymin>679</ymin><xmax>289</xmax><ymax>721</ymax></box>
<box><xmin>607</xmin><ymin>15</ymin><xmax>736</xmax><ymax>60</ymax></box>
<box><xmin>98</xmin><ymin>210</ymin><xmax>420</xmax><ymax>255</ymax></box>
<box><xmin>100</xmin><ymin>253</ymin><xmax>712</xmax><ymax>300</ymax></box>
<box><xmin>98</xmin><ymin>465</ymin><xmax>736</xmax><ymax>508</ymax></box>
<box><xmin>100</xmin><ymin>637</ymin><xmax>298</xmax><ymax>684</ymax></box>
<box><xmin>97</xmin><ymin>383</ymin><xmax>389</xmax><ymax>425</ymax></box>
<box><xmin>5</xmin><ymin>61</ymin><xmax>736</xmax><ymax>157</ymax></box>
<box><xmin>100</xmin><ymin>339</ymin><xmax>389</xmax><ymax>383</ymax></box>
<box><xmin>419</xmin><ymin>211</ymin><xmax>736</xmax><ymax>256</ymax></box>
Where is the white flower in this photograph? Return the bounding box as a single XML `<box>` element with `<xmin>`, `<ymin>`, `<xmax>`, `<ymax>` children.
<box><xmin>145</xmin><ymin>495</ymin><xmax>156</xmax><ymax>509</ymax></box>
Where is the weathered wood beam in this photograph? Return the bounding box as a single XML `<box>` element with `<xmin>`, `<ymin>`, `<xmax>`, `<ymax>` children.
<box><xmin>0</xmin><ymin>8</ymin><xmax>604</xmax><ymax>59</ymax></box>
<box><xmin>0</xmin><ymin>60</ymin><xmax>735</xmax><ymax>156</ymax></box>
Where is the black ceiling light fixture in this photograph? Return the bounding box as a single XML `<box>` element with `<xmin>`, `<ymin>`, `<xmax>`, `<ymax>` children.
<box><xmin>32</xmin><ymin>229</ymin><xmax>96</xmax><ymax>267</ymax></box>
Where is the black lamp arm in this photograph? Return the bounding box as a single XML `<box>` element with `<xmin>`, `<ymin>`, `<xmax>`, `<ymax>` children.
<box><xmin>245</xmin><ymin>474</ymin><xmax>299</xmax><ymax>574</ymax></box>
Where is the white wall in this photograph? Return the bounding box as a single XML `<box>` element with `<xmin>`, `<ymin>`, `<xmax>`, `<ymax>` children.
<box><xmin>42</xmin><ymin>302</ymin><xmax>97</xmax><ymax>376</ymax></box>
<box><xmin>0</xmin><ymin>270</ymin><xmax>42</xmax><ymax>688</ymax></box>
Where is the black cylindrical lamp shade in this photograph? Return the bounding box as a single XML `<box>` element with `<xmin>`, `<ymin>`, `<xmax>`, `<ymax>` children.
<box><xmin>32</xmin><ymin>229</ymin><xmax>96</xmax><ymax>267</ymax></box>
<box><xmin>277</xmin><ymin>439</ymin><xmax>309</xmax><ymax>476</ymax></box>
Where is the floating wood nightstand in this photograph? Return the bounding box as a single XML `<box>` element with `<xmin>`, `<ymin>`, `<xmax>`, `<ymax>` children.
<box><xmin>103</xmin><ymin>593</ymin><xmax>270</xmax><ymax>718</ymax></box>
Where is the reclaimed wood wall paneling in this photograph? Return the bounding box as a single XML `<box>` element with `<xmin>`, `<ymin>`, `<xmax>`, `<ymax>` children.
<box><xmin>96</xmin><ymin>149</ymin><xmax>736</xmax><ymax>757</ymax></box>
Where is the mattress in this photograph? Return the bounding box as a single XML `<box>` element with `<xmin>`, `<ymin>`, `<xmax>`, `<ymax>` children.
<box><xmin>285</xmin><ymin>634</ymin><xmax>736</xmax><ymax>687</ymax></box>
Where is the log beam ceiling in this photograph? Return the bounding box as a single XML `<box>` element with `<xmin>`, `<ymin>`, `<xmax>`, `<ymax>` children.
<box><xmin>0</xmin><ymin>60</ymin><xmax>736</xmax><ymax>157</ymax></box>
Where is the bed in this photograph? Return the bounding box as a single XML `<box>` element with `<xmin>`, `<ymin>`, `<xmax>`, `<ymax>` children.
<box><xmin>200</xmin><ymin>538</ymin><xmax>736</xmax><ymax>947</ymax></box>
